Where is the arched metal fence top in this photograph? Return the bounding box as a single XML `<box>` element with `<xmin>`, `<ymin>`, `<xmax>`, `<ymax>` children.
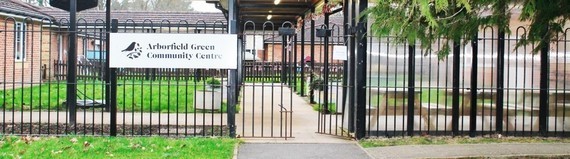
<box><xmin>281</xmin><ymin>21</ymin><xmax>294</xmax><ymax>28</ymax></box>
<box><xmin>194</xmin><ymin>20</ymin><xmax>207</xmax><ymax>33</ymax></box>
<box><xmin>262</xmin><ymin>21</ymin><xmax>275</xmax><ymax>32</ymax></box>
<box><xmin>243</xmin><ymin>20</ymin><xmax>256</xmax><ymax>33</ymax></box>
<box><xmin>213</xmin><ymin>20</ymin><xmax>226</xmax><ymax>34</ymax></box>
<box><xmin>123</xmin><ymin>19</ymin><xmax>137</xmax><ymax>32</ymax></box>
<box><xmin>177</xmin><ymin>20</ymin><xmax>190</xmax><ymax>33</ymax></box>
<box><xmin>140</xmin><ymin>19</ymin><xmax>154</xmax><ymax>31</ymax></box>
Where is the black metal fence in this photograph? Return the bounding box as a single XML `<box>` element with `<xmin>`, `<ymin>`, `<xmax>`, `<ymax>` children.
<box><xmin>362</xmin><ymin>26</ymin><xmax>570</xmax><ymax>137</ymax></box>
<box><xmin>1</xmin><ymin>17</ymin><xmax>231</xmax><ymax>137</ymax></box>
<box><xmin>2</xmin><ymin>14</ymin><xmax>570</xmax><ymax>139</ymax></box>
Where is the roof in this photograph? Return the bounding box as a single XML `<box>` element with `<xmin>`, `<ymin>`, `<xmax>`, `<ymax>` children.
<box><xmin>40</xmin><ymin>7</ymin><xmax>227</xmax><ymax>25</ymax></box>
<box><xmin>0</xmin><ymin>0</ymin><xmax>52</xmax><ymax>20</ymax></box>
<box><xmin>239</xmin><ymin>0</ymin><xmax>319</xmax><ymax>24</ymax></box>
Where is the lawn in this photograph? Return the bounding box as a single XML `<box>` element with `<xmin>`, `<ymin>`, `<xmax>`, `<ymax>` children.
<box><xmin>0</xmin><ymin>136</ymin><xmax>238</xmax><ymax>159</ymax></box>
<box><xmin>0</xmin><ymin>80</ymin><xmax>238</xmax><ymax>113</ymax></box>
<box><xmin>312</xmin><ymin>103</ymin><xmax>338</xmax><ymax>113</ymax></box>
<box><xmin>359</xmin><ymin>136</ymin><xmax>570</xmax><ymax>148</ymax></box>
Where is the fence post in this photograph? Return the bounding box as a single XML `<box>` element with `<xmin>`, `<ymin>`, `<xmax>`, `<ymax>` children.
<box><xmin>470</xmin><ymin>34</ymin><xmax>478</xmax><ymax>137</ymax></box>
<box><xmin>281</xmin><ymin>35</ymin><xmax>288</xmax><ymax>84</ymax></box>
<box><xmin>109</xmin><ymin>19</ymin><xmax>118</xmax><ymax>136</ymax></box>
<box><xmin>354</xmin><ymin>0</ymin><xmax>368</xmax><ymax>139</ymax></box>
<box><xmin>67</xmin><ymin>0</ymin><xmax>78</xmax><ymax>125</ymax></box>
<box><xmin>300</xmin><ymin>20</ymin><xmax>306</xmax><ymax>96</ymax></box>
<box><xmin>310</xmin><ymin>7</ymin><xmax>316</xmax><ymax>104</ymax></box>
<box><xmin>407</xmin><ymin>45</ymin><xmax>415</xmax><ymax>136</ymax></box>
<box><xmin>323</xmin><ymin>12</ymin><xmax>330</xmax><ymax>114</ymax></box>
<box><xmin>452</xmin><ymin>40</ymin><xmax>460</xmax><ymax>136</ymax></box>
<box><xmin>227</xmin><ymin>0</ymin><xmax>238</xmax><ymax>138</ymax></box>
<box><xmin>495</xmin><ymin>2</ymin><xmax>507</xmax><ymax>133</ymax></box>
<box><xmin>539</xmin><ymin>27</ymin><xmax>550</xmax><ymax>137</ymax></box>
<box><xmin>347</xmin><ymin>0</ymin><xmax>356</xmax><ymax>133</ymax></box>
<box><xmin>293</xmin><ymin>35</ymin><xmax>298</xmax><ymax>91</ymax></box>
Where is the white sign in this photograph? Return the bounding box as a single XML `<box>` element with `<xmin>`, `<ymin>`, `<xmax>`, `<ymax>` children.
<box><xmin>333</xmin><ymin>45</ymin><xmax>348</xmax><ymax>60</ymax></box>
<box><xmin>245</xmin><ymin>35</ymin><xmax>264</xmax><ymax>50</ymax></box>
<box><xmin>110</xmin><ymin>33</ymin><xmax>237</xmax><ymax>69</ymax></box>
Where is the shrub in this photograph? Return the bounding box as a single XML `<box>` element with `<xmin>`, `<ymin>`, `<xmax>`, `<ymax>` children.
<box><xmin>206</xmin><ymin>78</ymin><xmax>222</xmax><ymax>88</ymax></box>
<box><xmin>309</xmin><ymin>78</ymin><xmax>325</xmax><ymax>91</ymax></box>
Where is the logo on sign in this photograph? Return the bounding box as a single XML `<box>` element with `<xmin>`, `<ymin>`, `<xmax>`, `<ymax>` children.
<box><xmin>122</xmin><ymin>42</ymin><xmax>142</xmax><ymax>59</ymax></box>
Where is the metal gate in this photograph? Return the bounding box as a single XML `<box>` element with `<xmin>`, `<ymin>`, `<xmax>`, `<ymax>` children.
<box><xmin>311</xmin><ymin>23</ymin><xmax>351</xmax><ymax>138</ymax></box>
<box><xmin>236</xmin><ymin>21</ymin><xmax>296</xmax><ymax>138</ymax></box>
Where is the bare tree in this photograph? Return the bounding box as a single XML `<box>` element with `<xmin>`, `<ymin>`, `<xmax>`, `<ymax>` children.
<box><xmin>19</xmin><ymin>0</ymin><xmax>193</xmax><ymax>11</ymax></box>
<box><xmin>153</xmin><ymin>0</ymin><xmax>193</xmax><ymax>11</ymax></box>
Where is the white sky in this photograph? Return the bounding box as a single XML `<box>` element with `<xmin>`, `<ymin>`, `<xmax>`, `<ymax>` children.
<box><xmin>191</xmin><ymin>1</ymin><xmax>220</xmax><ymax>12</ymax></box>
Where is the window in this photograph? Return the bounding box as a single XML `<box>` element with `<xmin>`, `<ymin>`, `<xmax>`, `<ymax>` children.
<box><xmin>57</xmin><ymin>34</ymin><xmax>63</xmax><ymax>62</ymax></box>
<box><xmin>83</xmin><ymin>38</ymin><xmax>88</xmax><ymax>55</ymax></box>
<box><xmin>14</xmin><ymin>22</ymin><xmax>26</xmax><ymax>61</ymax></box>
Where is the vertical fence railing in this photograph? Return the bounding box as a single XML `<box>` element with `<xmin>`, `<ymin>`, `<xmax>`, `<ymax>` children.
<box><xmin>1</xmin><ymin>17</ymin><xmax>232</xmax><ymax>137</ymax></box>
<box><xmin>363</xmin><ymin>25</ymin><xmax>570</xmax><ymax>137</ymax></box>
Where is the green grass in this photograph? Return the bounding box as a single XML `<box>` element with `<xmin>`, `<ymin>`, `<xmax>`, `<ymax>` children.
<box><xmin>0</xmin><ymin>136</ymin><xmax>238</xmax><ymax>159</ymax></box>
<box><xmin>294</xmin><ymin>78</ymin><xmax>309</xmax><ymax>95</ymax></box>
<box><xmin>368</xmin><ymin>88</ymin><xmax>496</xmax><ymax>108</ymax></box>
<box><xmin>243</xmin><ymin>77</ymin><xmax>281</xmax><ymax>83</ymax></box>
<box><xmin>312</xmin><ymin>103</ymin><xmax>338</xmax><ymax>113</ymax></box>
<box><xmin>359</xmin><ymin>136</ymin><xmax>570</xmax><ymax>148</ymax></box>
<box><xmin>0</xmin><ymin>80</ymin><xmax>242</xmax><ymax>113</ymax></box>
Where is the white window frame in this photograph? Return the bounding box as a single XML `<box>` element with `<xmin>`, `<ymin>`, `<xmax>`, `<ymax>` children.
<box><xmin>14</xmin><ymin>22</ymin><xmax>26</xmax><ymax>61</ymax></box>
<box><xmin>58</xmin><ymin>34</ymin><xmax>63</xmax><ymax>62</ymax></box>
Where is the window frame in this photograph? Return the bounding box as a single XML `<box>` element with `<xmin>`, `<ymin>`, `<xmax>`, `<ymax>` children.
<box><xmin>14</xmin><ymin>22</ymin><xmax>26</xmax><ymax>62</ymax></box>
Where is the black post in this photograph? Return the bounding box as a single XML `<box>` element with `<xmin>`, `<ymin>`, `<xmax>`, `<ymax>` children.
<box><xmin>109</xmin><ymin>19</ymin><xmax>118</xmax><ymax>136</ymax></box>
<box><xmin>496</xmin><ymin>33</ymin><xmax>505</xmax><ymax>132</ymax></box>
<box><xmin>355</xmin><ymin>0</ymin><xmax>368</xmax><ymax>139</ymax></box>
<box><xmin>228</xmin><ymin>0</ymin><xmax>238</xmax><ymax>138</ymax></box>
<box><xmin>310</xmin><ymin>7</ymin><xmax>316</xmax><ymax>104</ymax></box>
<box><xmin>294</xmin><ymin>35</ymin><xmax>298</xmax><ymax>91</ymax></box>
<box><xmin>300</xmin><ymin>19</ymin><xmax>306</xmax><ymax>96</ymax></box>
<box><xmin>451</xmin><ymin>40</ymin><xmax>460</xmax><ymax>136</ymax></box>
<box><xmin>348</xmin><ymin>0</ymin><xmax>356</xmax><ymax>132</ymax></box>
<box><xmin>407</xmin><ymin>45</ymin><xmax>415</xmax><ymax>136</ymax></box>
<box><xmin>105</xmin><ymin>0</ymin><xmax>114</xmax><ymax>135</ymax></box>
<box><xmin>341</xmin><ymin>0</ymin><xmax>350</xmax><ymax>126</ymax></box>
<box><xmin>495</xmin><ymin>1</ymin><xmax>506</xmax><ymax>133</ymax></box>
<box><xmin>539</xmin><ymin>28</ymin><xmax>550</xmax><ymax>137</ymax></box>
<box><xmin>469</xmin><ymin>34</ymin><xmax>478</xmax><ymax>137</ymax></box>
<box><xmin>106</xmin><ymin>3</ymin><xmax>114</xmax><ymax>111</ymax></box>
<box><xmin>281</xmin><ymin>35</ymin><xmax>288</xmax><ymax>84</ymax></box>
<box><xmin>323</xmin><ymin>10</ymin><xmax>330</xmax><ymax>114</ymax></box>
<box><xmin>67</xmin><ymin>0</ymin><xmax>78</xmax><ymax>124</ymax></box>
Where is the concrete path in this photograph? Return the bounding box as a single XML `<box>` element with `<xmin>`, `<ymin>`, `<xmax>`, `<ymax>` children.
<box><xmin>237</xmin><ymin>143</ymin><xmax>372</xmax><ymax>159</ymax></box>
<box><xmin>235</xmin><ymin>85</ymin><xmax>374</xmax><ymax>158</ymax></box>
<box><xmin>2</xmin><ymin>111</ymin><xmax>226</xmax><ymax>125</ymax></box>
<box><xmin>237</xmin><ymin>83</ymin><xmax>350</xmax><ymax>143</ymax></box>
<box><xmin>365</xmin><ymin>143</ymin><xmax>570</xmax><ymax>159</ymax></box>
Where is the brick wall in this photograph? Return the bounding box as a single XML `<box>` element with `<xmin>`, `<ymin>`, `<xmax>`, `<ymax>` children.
<box><xmin>263</xmin><ymin>43</ymin><xmax>343</xmax><ymax>64</ymax></box>
<box><xmin>0</xmin><ymin>18</ymin><xmax>42</xmax><ymax>86</ymax></box>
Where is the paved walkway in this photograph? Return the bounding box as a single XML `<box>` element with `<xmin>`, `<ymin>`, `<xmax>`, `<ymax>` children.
<box><xmin>365</xmin><ymin>143</ymin><xmax>570</xmax><ymax>159</ymax></box>
<box><xmin>2</xmin><ymin>111</ymin><xmax>225</xmax><ymax>125</ymax></box>
<box><xmin>236</xmin><ymin>85</ymin><xmax>373</xmax><ymax>158</ymax></box>
<box><xmin>237</xmin><ymin>83</ymin><xmax>350</xmax><ymax>143</ymax></box>
<box><xmin>237</xmin><ymin>143</ymin><xmax>372</xmax><ymax>159</ymax></box>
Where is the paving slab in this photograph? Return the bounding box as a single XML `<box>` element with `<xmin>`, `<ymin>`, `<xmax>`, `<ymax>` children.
<box><xmin>237</xmin><ymin>143</ymin><xmax>372</xmax><ymax>159</ymax></box>
<box><xmin>365</xmin><ymin>143</ymin><xmax>570</xmax><ymax>159</ymax></box>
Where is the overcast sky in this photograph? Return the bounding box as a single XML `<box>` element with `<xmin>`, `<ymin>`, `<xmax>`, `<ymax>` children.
<box><xmin>192</xmin><ymin>1</ymin><xmax>219</xmax><ymax>12</ymax></box>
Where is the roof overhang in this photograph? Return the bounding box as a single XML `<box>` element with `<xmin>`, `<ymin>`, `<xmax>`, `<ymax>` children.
<box><xmin>238</xmin><ymin>0</ymin><xmax>322</xmax><ymax>29</ymax></box>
